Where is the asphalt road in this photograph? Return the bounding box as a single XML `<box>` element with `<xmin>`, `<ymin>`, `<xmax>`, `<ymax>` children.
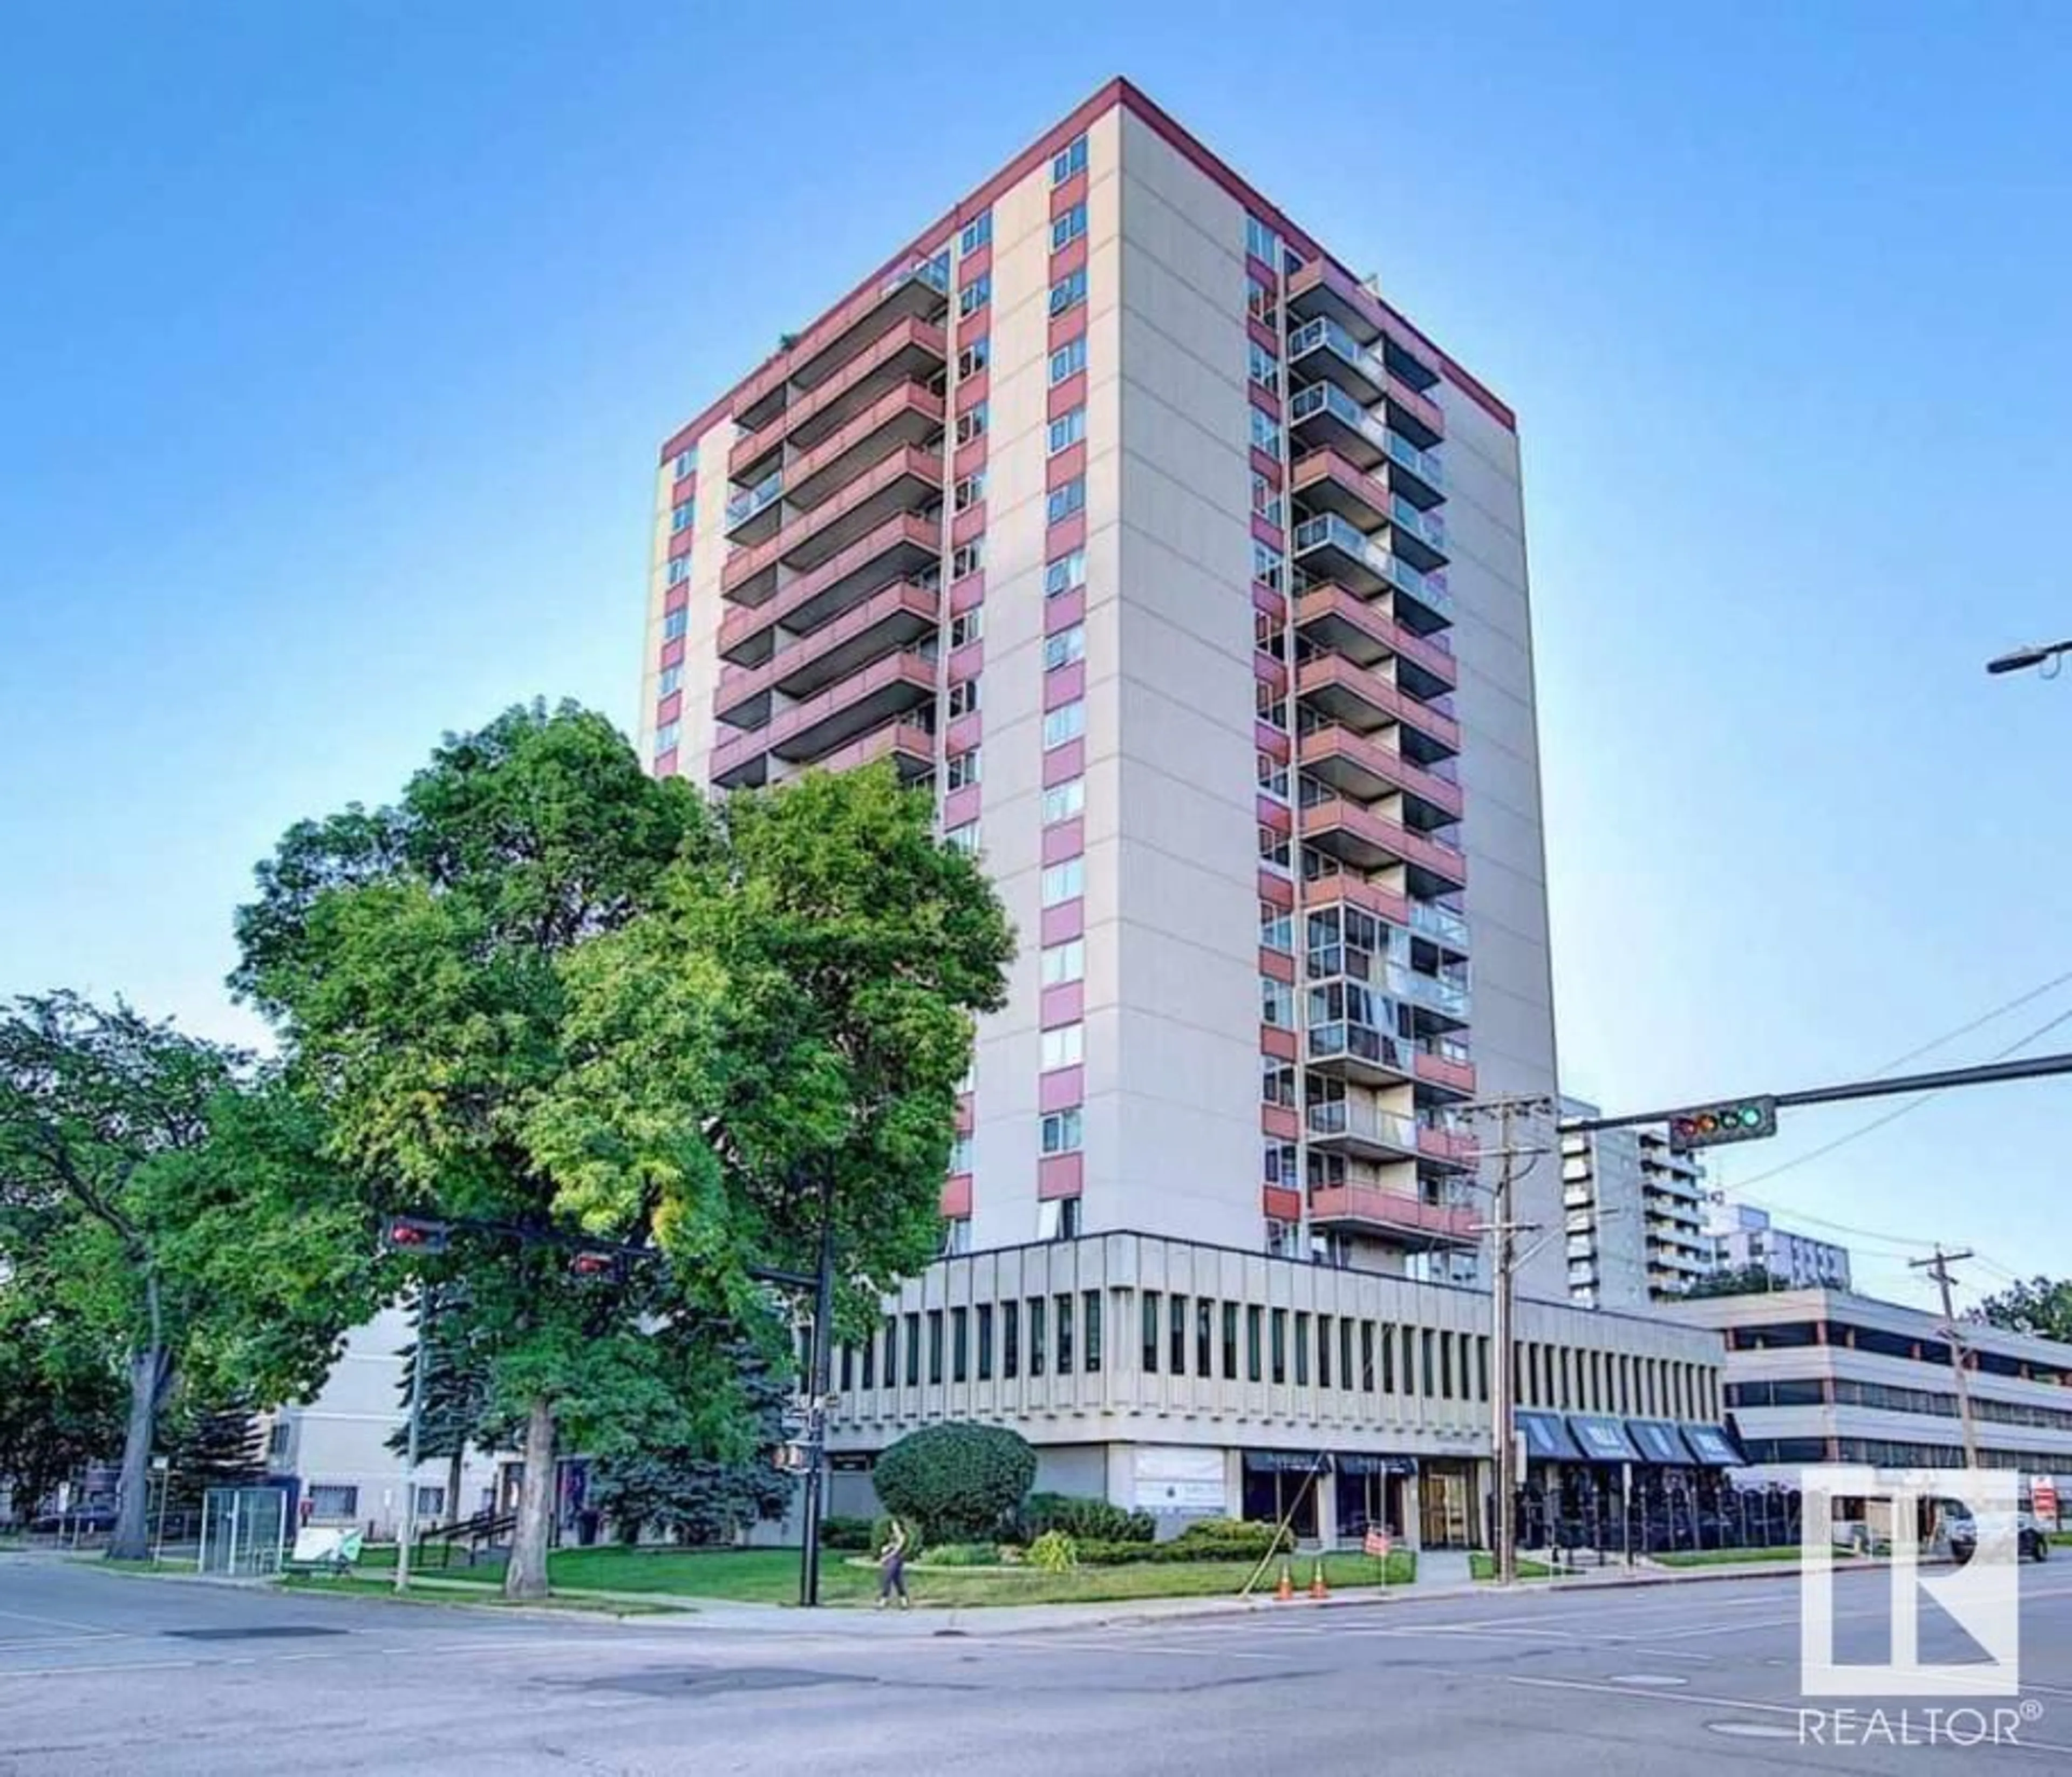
<box><xmin>4</xmin><ymin>1551</ymin><xmax>2071</xmax><ymax>1774</ymax></box>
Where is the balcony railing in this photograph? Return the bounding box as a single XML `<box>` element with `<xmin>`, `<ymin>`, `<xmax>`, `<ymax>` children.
<box><xmin>1407</xmin><ymin>899</ymin><xmax>1470</xmax><ymax>951</ymax></box>
<box><xmin>1291</xmin><ymin>380</ymin><xmax>1391</xmax><ymax>461</ymax></box>
<box><xmin>1307</xmin><ymin>1182</ymin><xmax>1479</xmax><ymax>1243</ymax></box>
<box><xmin>1292</xmin><ymin>514</ymin><xmax>1450</xmax><ymax>615</ymax></box>
<box><xmin>1387</xmin><ymin>966</ymin><xmax>1470</xmax><ymax>1020</ymax></box>
<box><xmin>1391</xmin><ymin>495</ymin><xmax>1447</xmax><ymax>555</ymax></box>
<box><xmin>1306</xmin><ymin>1098</ymin><xmax>1417</xmax><ymax>1151</ymax></box>
<box><xmin>1307</xmin><ymin>1020</ymin><xmax>1410</xmax><ymax>1075</ymax></box>
<box><xmin>1386</xmin><ymin>431</ymin><xmax>1446</xmax><ymax>494</ymax></box>
<box><xmin>725</xmin><ymin>470</ymin><xmax>784</xmax><ymax>532</ymax></box>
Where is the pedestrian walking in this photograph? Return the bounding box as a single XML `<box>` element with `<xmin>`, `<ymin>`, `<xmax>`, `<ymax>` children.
<box><xmin>876</xmin><ymin>1517</ymin><xmax>911</xmax><ymax>1609</ymax></box>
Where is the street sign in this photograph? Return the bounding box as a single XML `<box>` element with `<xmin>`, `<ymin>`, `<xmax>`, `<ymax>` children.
<box><xmin>2035</xmin><ymin>1478</ymin><xmax>2060</xmax><ymax>1522</ymax></box>
<box><xmin>1362</xmin><ymin>1529</ymin><xmax>1391</xmax><ymax>1559</ymax></box>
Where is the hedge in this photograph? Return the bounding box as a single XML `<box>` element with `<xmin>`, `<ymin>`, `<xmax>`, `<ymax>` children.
<box><xmin>874</xmin><ymin>1422</ymin><xmax>1037</xmax><ymax>1545</ymax></box>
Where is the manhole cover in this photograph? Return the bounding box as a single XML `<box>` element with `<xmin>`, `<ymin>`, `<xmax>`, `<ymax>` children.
<box><xmin>1707</xmin><ymin>1721</ymin><xmax>1798</xmax><ymax>1740</ymax></box>
<box><xmin>166</xmin><ymin>1626</ymin><xmax>348</xmax><ymax>1642</ymax></box>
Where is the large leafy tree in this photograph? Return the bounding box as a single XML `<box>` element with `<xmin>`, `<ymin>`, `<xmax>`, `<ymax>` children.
<box><xmin>0</xmin><ymin>996</ymin><xmax>377</xmax><ymax>1558</ymax></box>
<box><xmin>1682</xmin><ymin>1264</ymin><xmax>1789</xmax><ymax>1299</ymax></box>
<box><xmin>1973</xmin><ymin>1277</ymin><xmax>2072</xmax><ymax>1344</ymax></box>
<box><xmin>236</xmin><ymin>704</ymin><xmax>1011</xmax><ymax>1598</ymax></box>
<box><xmin>0</xmin><ymin>1292</ymin><xmax>125</xmax><ymax>1524</ymax></box>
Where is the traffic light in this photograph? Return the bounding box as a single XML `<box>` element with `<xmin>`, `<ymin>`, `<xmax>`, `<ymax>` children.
<box><xmin>768</xmin><ymin>1442</ymin><xmax>816</xmax><ymax>1473</ymax></box>
<box><xmin>1666</xmin><ymin>1095</ymin><xmax>1777</xmax><ymax>1153</ymax></box>
<box><xmin>381</xmin><ymin>1215</ymin><xmax>451</xmax><ymax>1255</ymax></box>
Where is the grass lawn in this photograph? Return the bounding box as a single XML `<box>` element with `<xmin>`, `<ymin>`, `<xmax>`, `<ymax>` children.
<box><xmin>276</xmin><ymin>1573</ymin><xmax>684</xmax><ymax>1615</ymax></box>
<box><xmin>1468</xmin><ymin>1553</ymin><xmax>1555</xmax><ymax>1581</ymax></box>
<box><xmin>330</xmin><ymin>1544</ymin><xmax>1414</xmax><ymax>1606</ymax></box>
<box><xmin>1653</xmin><ymin>1546</ymin><xmax>1844</xmax><ymax>1567</ymax></box>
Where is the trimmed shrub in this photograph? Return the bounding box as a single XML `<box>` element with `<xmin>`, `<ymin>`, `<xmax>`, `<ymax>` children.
<box><xmin>874</xmin><ymin>1422</ymin><xmax>1038</xmax><ymax>1546</ymax></box>
<box><xmin>820</xmin><ymin>1516</ymin><xmax>874</xmax><ymax>1552</ymax></box>
<box><xmin>1163</xmin><ymin>1517</ymin><xmax>1294</xmax><ymax>1562</ymax></box>
<box><xmin>1020</xmin><ymin>1493</ymin><xmax>1155</xmax><ymax>1544</ymax></box>
<box><xmin>913</xmin><ymin>1541</ymin><xmax>1000</xmax><ymax>1568</ymax></box>
<box><xmin>1028</xmin><ymin>1529</ymin><xmax>1078</xmax><ymax>1571</ymax></box>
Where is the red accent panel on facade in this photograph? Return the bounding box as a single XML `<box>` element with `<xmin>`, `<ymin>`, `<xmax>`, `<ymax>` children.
<box><xmin>1414</xmin><ymin>1050</ymin><xmax>1477</xmax><ymax>1095</ymax></box>
<box><xmin>949</xmin><ymin>577</ymin><xmax>985</xmax><ymax>617</ymax></box>
<box><xmin>1048</xmin><ymin>309</ymin><xmax>1087</xmax><ymax>355</ymax></box>
<box><xmin>1047</xmin><ymin>510</ymin><xmax>1087</xmax><ymax>556</ymax></box>
<box><xmin>663</xmin><ymin>586</ymin><xmax>690</xmax><ymax>616</ymax></box>
<box><xmin>1256</xmin><ymin>721</ymin><xmax>1290</xmax><ymax>761</ymax></box>
<box><xmin>960</xmin><ymin>241</ymin><xmax>993</xmax><ymax>283</ymax></box>
<box><xmin>1049</xmin><ymin>234</ymin><xmax>1089</xmax><ymax>281</ymax></box>
<box><xmin>1041</xmin><ymin>818</ymin><xmax>1085</xmax><ymax>866</ymax></box>
<box><xmin>1262</xmin><ymin>1106</ymin><xmax>1299</xmax><ymax>1142</ymax></box>
<box><xmin>1046</xmin><ymin>587</ymin><xmax>1086</xmax><ymax>634</ymax></box>
<box><xmin>953</xmin><ymin>438</ymin><xmax>987</xmax><ymax>482</ymax></box>
<box><xmin>1040</xmin><ymin>982</ymin><xmax>1084</xmax><ymax>1029</ymax></box>
<box><xmin>1257</xmin><ymin>869</ymin><xmax>1294</xmax><ymax>911</ymax></box>
<box><xmin>946</xmin><ymin>712</ymin><xmax>982</xmax><ymax>757</ymax></box>
<box><xmin>1251</xmin><ymin>513</ymin><xmax>1283</xmax><ymax>550</ymax></box>
<box><xmin>1043</xmin><ymin>737</ymin><xmax>1085</xmax><ymax>787</ymax></box>
<box><xmin>1037</xmin><ymin>1153</ymin><xmax>1085</xmax><ymax>1201</ymax></box>
<box><xmin>1039</xmin><ymin>1065</ymin><xmax>1085</xmax><ymax>1114</ymax></box>
<box><xmin>1258</xmin><ymin>947</ymin><xmax>1294</xmax><ymax>985</ymax></box>
<box><xmin>942</xmin><ymin>784</ymin><xmax>981</xmax><ymax>831</ymax></box>
<box><xmin>653</xmin><ymin>748</ymin><xmax>678</xmax><ymax>777</ymax></box>
<box><xmin>949</xmin><ymin>638</ymin><xmax>983</xmax><ymax>680</ymax></box>
<box><xmin>1263</xmin><ymin>1184</ymin><xmax>1303</xmax><ymax>1223</ymax></box>
<box><xmin>1047</xmin><ymin>370</ymin><xmax>1087</xmax><ymax>419</ymax></box>
<box><xmin>668</xmin><ymin>532</ymin><xmax>694</xmax><ymax>561</ymax></box>
<box><xmin>1247</xmin><ymin>382</ymin><xmax>1281</xmax><ymax>421</ymax></box>
<box><xmin>1248</xmin><ymin>317</ymin><xmax>1280</xmax><ymax>358</ymax></box>
<box><xmin>660</xmin><ymin>637</ymin><xmax>687</xmax><ymax>670</ymax></box>
<box><xmin>1253</xmin><ymin>653</ymin><xmax>1287</xmax><ymax>691</ymax></box>
<box><xmin>941</xmin><ymin>1175</ymin><xmax>973</xmax><ymax>1219</ymax></box>
<box><xmin>954</xmin><ymin>1094</ymin><xmax>975</xmax><ymax>1135</ymax></box>
<box><xmin>1049</xmin><ymin>169</ymin><xmax>1089</xmax><ymax>217</ymax></box>
<box><xmin>1044</xmin><ymin>659</ymin><xmax>1086</xmax><ymax>709</ymax></box>
<box><xmin>1255</xmin><ymin>794</ymin><xmax>1291</xmax><ymax>835</ymax></box>
<box><xmin>1250</xmin><ymin>446</ymin><xmax>1281</xmax><ymax>485</ymax></box>
<box><xmin>1047</xmin><ymin>440</ymin><xmax>1087</xmax><ymax>488</ymax></box>
<box><xmin>1245</xmin><ymin>253</ymin><xmax>1278</xmax><ymax>290</ymax></box>
<box><xmin>655</xmin><ymin>691</ymin><xmax>682</xmax><ymax>727</ymax></box>
<box><xmin>954</xmin><ymin>369</ymin><xmax>990</xmax><ymax>413</ymax></box>
<box><xmin>1253</xmin><ymin>587</ymin><xmax>1287</xmax><ymax>623</ymax></box>
<box><xmin>952</xmin><ymin>504</ymin><xmax>986</xmax><ymax>548</ymax></box>
<box><xmin>1039</xmin><ymin>899</ymin><xmax>1084</xmax><ymax>946</ymax></box>
<box><xmin>1259</xmin><ymin>1025</ymin><xmax>1299</xmax><ymax>1062</ymax></box>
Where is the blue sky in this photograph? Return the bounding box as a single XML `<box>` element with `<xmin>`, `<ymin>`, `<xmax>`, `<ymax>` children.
<box><xmin>4</xmin><ymin>2</ymin><xmax>2068</xmax><ymax>1309</ymax></box>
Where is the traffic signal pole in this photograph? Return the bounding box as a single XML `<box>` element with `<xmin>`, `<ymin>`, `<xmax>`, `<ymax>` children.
<box><xmin>394</xmin><ymin>1283</ymin><xmax>430</xmax><ymax>1594</ymax></box>
<box><xmin>799</xmin><ymin>1166</ymin><xmax>837</xmax><ymax>1608</ymax></box>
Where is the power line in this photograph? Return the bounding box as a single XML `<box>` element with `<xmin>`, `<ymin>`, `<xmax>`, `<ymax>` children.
<box><xmin>1870</xmin><ymin>968</ymin><xmax>2072</xmax><ymax>1075</ymax></box>
<box><xmin>1715</xmin><ymin>1002</ymin><xmax>2072</xmax><ymax>1199</ymax></box>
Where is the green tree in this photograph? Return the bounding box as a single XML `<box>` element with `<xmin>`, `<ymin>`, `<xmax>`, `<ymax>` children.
<box><xmin>1682</xmin><ymin>1264</ymin><xmax>1788</xmax><ymax>1299</ymax></box>
<box><xmin>0</xmin><ymin>996</ymin><xmax>378</xmax><ymax>1559</ymax></box>
<box><xmin>159</xmin><ymin>1394</ymin><xmax>265</xmax><ymax>1512</ymax></box>
<box><xmin>0</xmin><ymin>1295</ymin><xmax>124</xmax><ymax>1524</ymax></box>
<box><xmin>1973</xmin><ymin>1276</ymin><xmax>2072</xmax><ymax>1343</ymax></box>
<box><xmin>384</xmin><ymin>1281</ymin><xmax>497</xmax><ymax>1527</ymax></box>
<box><xmin>873</xmin><ymin>1421</ymin><xmax>1037</xmax><ymax>1545</ymax></box>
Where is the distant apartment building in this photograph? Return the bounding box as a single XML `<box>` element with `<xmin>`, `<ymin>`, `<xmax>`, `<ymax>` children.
<box><xmin>629</xmin><ymin>80</ymin><xmax>1750</xmax><ymax>1544</ymax></box>
<box><xmin>1560</xmin><ymin>1099</ymin><xmax>1709</xmax><ymax>1309</ymax></box>
<box><xmin>1674</xmin><ymin>1288</ymin><xmax>2072</xmax><ymax>1499</ymax></box>
<box><xmin>1704</xmin><ymin>1202</ymin><xmax>1852</xmax><ymax>1291</ymax></box>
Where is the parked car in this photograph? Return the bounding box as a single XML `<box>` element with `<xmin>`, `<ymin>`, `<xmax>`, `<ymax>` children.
<box><xmin>1946</xmin><ymin>1509</ymin><xmax>2048</xmax><ymax>1565</ymax></box>
<box><xmin>30</xmin><ymin>1507</ymin><xmax>118</xmax><ymax>1534</ymax></box>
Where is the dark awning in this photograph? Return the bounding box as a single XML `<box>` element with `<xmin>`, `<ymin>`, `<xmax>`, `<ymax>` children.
<box><xmin>1567</xmin><ymin>1415</ymin><xmax>1645</xmax><ymax>1464</ymax></box>
<box><xmin>1681</xmin><ymin>1425</ymin><xmax>1746</xmax><ymax>1467</ymax></box>
<box><xmin>1625</xmin><ymin>1420</ymin><xmax>1697</xmax><ymax>1465</ymax></box>
<box><xmin>1516</xmin><ymin>1410</ymin><xmax>1585</xmax><ymax>1462</ymax></box>
<box><xmin>1336</xmin><ymin>1453</ymin><xmax>1418</xmax><ymax>1477</ymax></box>
<box><xmin>1244</xmin><ymin>1450</ymin><xmax>1332</xmax><ymax>1475</ymax></box>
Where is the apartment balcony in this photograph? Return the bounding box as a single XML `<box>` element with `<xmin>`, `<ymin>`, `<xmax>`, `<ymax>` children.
<box><xmin>1300</xmin><ymin>867</ymin><xmax>1409</xmax><ymax>929</ymax></box>
<box><xmin>732</xmin><ymin>254</ymin><xmax>950</xmax><ymax>433</ymax></box>
<box><xmin>718</xmin><ymin>514</ymin><xmax>940</xmax><ymax>666</ymax></box>
<box><xmin>1307</xmin><ymin>1098</ymin><xmax>1419</xmax><ymax>1162</ymax></box>
<box><xmin>1384</xmin><ymin>431</ymin><xmax>1447</xmax><ymax>510</ymax></box>
<box><xmin>1417</xmin><ymin>1118</ymin><xmax>1480</xmax><ymax>1168</ymax></box>
<box><xmin>814</xmin><ymin>714</ymin><xmax>936</xmax><ymax>781</ymax></box>
<box><xmin>1406</xmin><ymin>897</ymin><xmax>1471</xmax><ymax>959</ymax></box>
<box><xmin>1283</xmin><ymin>258</ymin><xmax>1445</xmax><ymax>394</ymax></box>
<box><xmin>1387</xmin><ymin>495</ymin><xmax>1449</xmax><ymax>573</ymax></box>
<box><xmin>724</xmin><ymin>469</ymin><xmax>786</xmax><ymax>547</ymax></box>
<box><xmin>729</xmin><ymin>316</ymin><xmax>948</xmax><ymax>479</ymax></box>
<box><xmin>1290</xmin><ymin>449</ymin><xmax>1394</xmax><ymax>535</ymax></box>
<box><xmin>708</xmin><ymin>649</ymin><xmax>936</xmax><ymax>788</ymax></box>
<box><xmin>1388</xmin><ymin>966</ymin><xmax>1471</xmax><ymax>1032</ymax></box>
<box><xmin>722</xmin><ymin>446</ymin><xmax>941</xmax><ymax>602</ymax></box>
<box><xmin>1290</xmin><ymin>514</ymin><xmax>1450</xmax><ymax>631</ymax></box>
<box><xmin>784</xmin><ymin>384</ymin><xmax>944</xmax><ymax>512</ymax></box>
<box><xmin>1287</xmin><ymin>316</ymin><xmax>1444</xmax><ymax>450</ymax></box>
<box><xmin>1299</xmin><ymin>724</ymin><xmax>1464</xmax><ymax>824</ymax></box>
<box><xmin>713</xmin><ymin>578</ymin><xmax>940</xmax><ymax>730</ymax></box>
<box><xmin>1303</xmin><ymin>793</ymin><xmax>1466</xmax><ymax>897</ymax></box>
<box><xmin>1413</xmin><ymin>1043</ymin><xmax>1476</xmax><ymax>1100</ymax></box>
<box><xmin>1296</xmin><ymin>655</ymin><xmax>1462</xmax><ymax>757</ymax></box>
<box><xmin>1306</xmin><ymin>1019</ymin><xmax>1414</xmax><ymax>1088</ymax></box>
<box><xmin>1307</xmin><ymin>1183</ymin><xmax>1479</xmax><ymax>1246</ymax></box>
<box><xmin>1293</xmin><ymin>584</ymin><xmax>1457</xmax><ymax>691</ymax></box>
<box><xmin>1289</xmin><ymin>380</ymin><xmax>1393</xmax><ymax>472</ymax></box>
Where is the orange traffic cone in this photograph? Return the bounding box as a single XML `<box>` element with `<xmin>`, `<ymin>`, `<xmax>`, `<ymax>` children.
<box><xmin>1275</xmin><ymin>1562</ymin><xmax>1294</xmax><ymax>1602</ymax></box>
<box><xmin>1310</xmin><ymin>1559</ymin><xmax>1330</xmax><ymax>1601</ymax></box>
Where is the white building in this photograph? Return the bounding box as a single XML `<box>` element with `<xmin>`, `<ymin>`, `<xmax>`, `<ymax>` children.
<box><xmin>1560</xmin><ymin>1100</ymin><xmax>1709</xmax><ymax>1308</ymax></box>
<box><xmin>1703</xmin><ymin>1202</ymin><xmax>1852</xmax><ymax>1291</ymax></box>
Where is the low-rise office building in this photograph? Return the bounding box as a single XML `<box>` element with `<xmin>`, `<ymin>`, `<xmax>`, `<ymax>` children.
<box><xmin>1672</xmin><ymin>1288</ymin><xmax>2072</xmax><ymax>1499</ymax></box>
<box><xmin>824</xmin><ymin>1229</ymin><xmax>1733</xmax><ymax>1548</ymax></box>
<box><xmin>1703</xmin><ymin>1203</ymin><xmax>1852</xmax><ymax>1291</ymax></box>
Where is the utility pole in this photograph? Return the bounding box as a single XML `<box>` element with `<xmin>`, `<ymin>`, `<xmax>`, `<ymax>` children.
<box><xmin>394</xmin><ymin>1283</ymin><xmax>431</xmax><ymax>1593</ymax></box>
<box><xmin>1490</xmin><ymin>1099</ymin><xmax>1518</xmax><ymax>1587</ymax></box>
<box><xmin>1911</xmin><ymin>1247</ymin><xmax>1983</xmax><ymax>1472</ymax></box>
<box><xmin>798</xmin><ymin>1166</ymin><xmax>837</xmax><ymax>1608</ymax></box>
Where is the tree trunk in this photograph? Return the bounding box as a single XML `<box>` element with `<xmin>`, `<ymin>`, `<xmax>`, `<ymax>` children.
<box><xmin>503</xmin><ymin>1396</ymin><xmax>555</xmax><ymax>1600</ymax></box>
<box><xmin>446</xmin><ymin>1446</ymin><xmax>465</xmax><ymax>1528</ymax></box>
<box><xmin>107</xmin><ymin>1343</ymin><xmax>163</xmax><ymax>1562</ymax></box>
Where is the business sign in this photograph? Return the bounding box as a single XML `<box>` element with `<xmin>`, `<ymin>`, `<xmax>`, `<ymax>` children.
<box><xmin>1800</xmin><ymin>1467</ymin><xmax>2021</xmax><ymax>1698</ymax></box>
<box><xmin>2033</xmin><ymin>1478</ymin><xmax>2060</xmax><ymax>1522</ymax></box>
<box><xmin>1131</xmin><ymin>1446</ymin><xmax>1226</xmax><ymax>1514</ymax></box>
<box><xmin>1362</xmin><ymin>1529</ymin><xmax>1392</xmax><ymax>1560</ymax></box>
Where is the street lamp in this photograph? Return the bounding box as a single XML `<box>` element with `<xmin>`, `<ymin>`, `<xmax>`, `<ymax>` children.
<box><xmin>1985</xmin><ymin>639</ymin><xmax>2072</xmax><ymax>677</ymax></box>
